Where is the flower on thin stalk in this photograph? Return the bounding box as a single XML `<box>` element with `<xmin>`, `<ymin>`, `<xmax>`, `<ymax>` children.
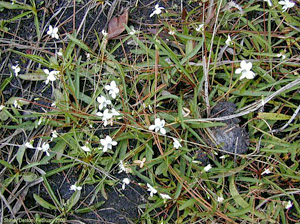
<box><xmin>119</xmin><ymin>160</ymin><xmax>131</xmax><ymax>173</ymax></box>
<box><xmin>150</xmin><ymin>4</ymin><xmax>164</xmax><ymax>17</ymax></box>
<box><xmin>102</xmin><ymin>30</ymin><xmax>108</xmax><ymax>37</ymax></box>
<box><xmin>122</xmin><ymin>178</ymin><xmax>130</xmax><ymax>190</ymax></box>
<box><xmin>51</xmin><ymin>130</ymin><xmax>58</xmax><ymax>139</ymax></box>
<box><xmin>81</xmin><ymin>144</ymin><xmax>91</xmax><ymax>152</ymax></box>
<box><xmin>12</xmin><ymin>64</ymin><xmax>20</xmax><ymax>76</ymax></box>
<box><xmin>277</xmin><ymin>53</ymin><xmax>286</xmax><ymax>60</ymax></box>
<box><xmin>204</xmin><ymin>164</ymin><xmax>212</xmax><ymax>172</ymax></box>
<box><xmin>147</xmin><ymin>183</ymin><xmax>157</xmax><ymax>197</ymax></box>
<box><xmin>261</xmin><ymin>168</ymin><xmax>272</xmax><ymax>175</ymax></box>
<box><xmin>283</xmin><ymin>200</ymin><xmax>293</xmax><ymax>210</ymax></box>
<box><xmin>134</xmin><ymin>157</ymin><xmax>146</xmax><ymax>168</ymax></box>
<box><xmin>217</xmin><ymin>196</ymin><xmax>224</xmax><ymax>203</ymax></box>
<box><xmin>13</xmin><ymin>100</ymin><xmax>22</xmax><ymax>109</ymax></box>
<box><xmin>235</xmin><ymin>60</ymin><xmax>255</xmax><ymax>80</ymax></box>
<box><xmin>149</xmin><ymin>118</ymin><xmax>166</xmax><ymax>135</ymax></box>
<box><xmin>172</xmin><ymin>138</ymin><xmax>182</xmax><ymax>149</ymax></box>
<box><xmin>47</xmin><ymin>25</ymin><xmax>59</xmax><ymax>39</ymax></box>
<box><xmin>70</xmin><ymin>184</ymin><xmax>82</xmax><ymax>191</ymax></box>
<box><xmin>0</xmin><ymin>105</ymin><xmax>5</xmax><ymax>111</ymax></box>
<box><xmin>195</xmin><ymin>24</ymin><xmax>204</xmax><ymax>32</ymax></box>
<box><xmin>278</xmin><ymin>0</ymin><xmax>295</xmax><ymax>12</ymax></box>
<box><xmin>96</xmin><ymin>108</ymin><xmax>120</xmax><ymax>126</ymax></box>
<box><xmin>44</xmin><ymin>69</ymin><xmax>59</xmax><ymax>84</ymax></box>
<box><xmin>105</xmin><ymin>81</ymin><xmax>119</xmax><ymax>99</ymax></box>
<box><xmin>160</xmin><ymin>193</ymin><xmax>171</xmax><ymax>200</ymax></box>
<box><xmin>100</xmin><ymin>136</ymin><xmax>117</xmax><ymax>152</ymax></box>
<box><xmin>129</xmin><ymin>28</ymin><xmax>136</xmax><ymax>35</ymax></box>
<box><xmin>225</xmin><ymin>35</ymin><xmax>232</xmax><ymax>46</ymax></box>
<box><xmin>97</xmin><ymin>95</ymin><xmax>111</xmax><ymax>110</ymax></box>
<box><xmin>25</xmin><ymin>141</ymin><xmax>34</xmax><ymax>149</ymax></box>
<box><xmin>37</xmin><ymin>142</ymin><xmax>50</xmax><ymax>156</ymax></box>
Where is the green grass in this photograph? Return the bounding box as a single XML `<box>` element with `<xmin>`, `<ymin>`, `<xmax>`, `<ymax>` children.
<box><xmin>1</xmin><ymin>0</ymin><xmax>300</xmax><ymax>223</ymax></box>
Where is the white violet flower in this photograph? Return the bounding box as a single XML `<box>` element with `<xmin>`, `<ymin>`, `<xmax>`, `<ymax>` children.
<box><xmin>263</xmin><ymin>0</ymin><xmax>273</xmax><ymax>7</ymax></box>
<box><xmin>96</xmin><ymin>108</ymin><xmax>120</xmax><ymax>126</ymax></box>
<box><xmin>118</xmin><ymin>160</ymin><xmax>131</xmax><ymax>173</ymax></box>
<box><xmin>150</xmin><ymin>4</ymin><xmax>164</xmax><ymax>17</ymax></box>
<box><xmin>173</xmin><ymin>138</ymin><xmax>182</xmax><ymax>149</ymax></box>
<box><xmin>47</xmin><ymin>25</ymin><xmax>59</xmax><ymax>39</ymax></box>
<box><xmin>122</xmin><ymin>178</ymin><xmax>130</xmax><ymax>190</ymax></box>
<box><xmin>261</xmin><ymin>168</ymin><xmax>272</xmax><ymax>175</ymax></box>
<box><xmin>149</xmin><ymin>118</ymin><xmax>166</xmax><ymax>135</ymax></box>
<box><xmin>44</xmin><ymin>69</ymin><xmax>59</xmax><ymax>84</ymax></box>
<box><xmin>102</xmin><ymin>30</ymin><xmax>108</xmax><ymax>37</ymax></box>
<box><xmin>195</xmin><ymin>24</ymin><xmax>204</xmax><ymax>32</ymax></box>
<box><xmin>129</xmin><ymin>28</ymin><xmax>136</xmax><ymax>35</ymax></box>
<box><xmin>12</xmin><ymin>64</ymin><xmax>20</xmax><ymax>76</ymax></box>
<box><xmin>235</xmin><ymin>60</ymin><xmax>255</xmax><ymax>80</ymax></box>
<box><xmin>168</xmin><ymin>29</ymin><xmax>175</xmax><ymax>35</ymax></box>
<box><xmin>147</xmin><ymin>183</ymin><xmax>157</xmax><ymax>197</ymax></box>
<box><xmin>57</xmin><ymin>48</ymin><xmax>63</xmax><ymax>57</ymax></box>
<box><xmin>217</xmin><ymin>196</ymin><xmax>224</xmax><ymax>203</ymax></box>
<box><xmin>81</xmin><ymin>144</ymin><xmax>91</xmax><ymax>152</ymax></box>
<box><xmin>25</xmin><ymin>141</ymin><xmax>34</xmax><ymax>149</ymax></box>
<box><xmin>97</xmin><ymin>95</ymin><xmax>112</xmax><ymax>110</ymax></box>
<box><xmin>284</xmin><ymin>200</ymin><xmax>293</xmax><ymax>210</ymax></box>
<box><xmin>105</xmin><ymin>81</ymin><xmax>119</xmax><ymax>99</ymax></box>
<box><xmin>37</xmin><ymin>142</ymin><xmax>50</xmax><ymax>156</ymax></box>
<box><xmin>204</xmin><ymin>164</ymin><xmax>212</xmax><ymax>172</ymax></box>
<box><xmin>277</xmin><ymin>53</ymin><xmax>286</xmax><ymax>60</ymax></box>
<box><xmin>225</xmin><ymin>35</ymin><xmax>232</xmax><ymax>46</ymax></box>
<box><xmin>160</xmin><ymin>193</ymin><xmax>171</xmax><ymax>200</ymax></box>
<box><xmin>0</xmin><ymin>105</ymin><xmax>5</xmax><ymax>111</ymax></box>
<box><xmin>100</xmin><ymin>136</ymin><xmax>117</xmax><ymax>152</ymax></box>
<box><xmin>70</xmin><ymin>184</ymin><xmax>82</xmax><ymax>191</ymax></box>
<box><xmin>134</xmin><ymin>157</ymin><xmax>146</xmax><ymax>168</ymax></box>
<box><xmin>278</xmin><ymin>0</ymin><xmax>295</xmax><ymax>12</ymax></box>
<box><xmin>13</xmin><ymin>100</ymin><xmax>22</xmax><ymax>109</ymax></box>
<box><xmin>51</xmin><ymin>130</ymin><xmax>58</xmax><ymax>138</ymax></box>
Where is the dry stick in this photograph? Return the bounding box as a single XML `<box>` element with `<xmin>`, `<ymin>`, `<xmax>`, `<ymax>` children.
<box><xmin>185</xmin><ymin>77</ymin><xmax>300</xmax><ymax>122</ymax></box>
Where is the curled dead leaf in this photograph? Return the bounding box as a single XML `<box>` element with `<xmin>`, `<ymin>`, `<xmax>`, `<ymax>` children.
<box><xmin>107</xmin><ymin>9</ymin><xmax>128</xmax><ymax>40</ymax></box>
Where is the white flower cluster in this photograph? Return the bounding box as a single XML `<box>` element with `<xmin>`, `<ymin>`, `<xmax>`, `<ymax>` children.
<box><xmin>96</xmin><ymin>81</ymin><xmax>120</xmax><ymax>127</ymax></box>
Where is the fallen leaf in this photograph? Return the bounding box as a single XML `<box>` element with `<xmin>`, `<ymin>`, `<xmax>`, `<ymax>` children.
<box><xmin>107</xmin><ymin>9</ymin><xmax>128</xmax><ymax>40</ymax></box>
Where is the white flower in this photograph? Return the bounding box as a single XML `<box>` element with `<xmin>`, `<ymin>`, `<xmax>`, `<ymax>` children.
<box><xmin>219</xmin><ymin>155</ymin><xmax>227</xmax><ymax>159</ymax></box>
<box><xmin>51</xmin><ymin>130</ymin><xmax>58</xmax><ymax>138</ymax></box>
<box><xmin>235</xmin><ymin>60</ymin><xmax>255</xmax><ymax>80</ymax></box>
<box><xmin>97</xmin><ymin>95</ymin><xmax>112</xmax><ymax>110</ymax></box>
<box><xmin>149</xmin><ymin>118</ymin><xmax>166</xmax><ymax>135</ymax></box>
<box><xmin>57</xmin><ymin>48</ymin><xmax>63</xmax><ymax>57</ymax></box>
<box><xmin>122</xmin><ymin>178</ymin><xmax>130</xmax><ymax>190</ymax></box>
<box><xmin>81</xmin><ymin>145</ymin><xmax>91</xmax><ymax>152</ymax></box>
<box><xmin>129</xmin><ymin>28</ymin><xmax>136</xmax><ymax>35</ymax></box>
<box><xmin>118</xmin><ymin>160</ymin><xmax>131</xmax><ymax>173</ymax></box>
<box><xmin>12</xmin><ymin>64</ymin><xmax>20</xmax><ymax>76</ymax></box>
<box><xmin>160</xmin><ymin>193</ymin><xmax>171</xmax><ymax>200</ymax></box>
<box><xmin>25</xmin><ymin>141</ymin><xmax>34</xmax><ymax>149</ymax></box>
<box><xmin>13</xmin><ymin>100</ymin><xmax>22</xmax><ymax>109</ymax></box>
<box><xmin>37</xmin><ymin>142</ymin><xmax>50</xmax><ymax>156</ymax></box>
<box><xmin>44</xmin><ymin>69</ymin><xmax>59</xmax><ymax>84</ymax></box>
<box><xmin>147</xmin><ymin>183</ymin><xmax>157</xmax><ymax>197</ymax></box>
<box><xmin>204</xmin><ymin>164</ymin><xmax>212</xmax><ymax>172</ymax></box>
<box><xmin>96</xmin><ymin>108</ymin><xmax>120</xmax><ymax>126</ymax></box>
<box><xmin>277</xmin><ymin>53</ymin><xmax>286</xmax><ymax>60</ymax></box>
<box><xmin>168</xmin><ymin>30</ymin><xmax>175</xmax><ymax>35</ymax></box>
<box><xmin>150</xmin><ymin>4</ymin><xmax>164</xmax><ymax>17</ymax></box>
<box><xmin>278</xmin><ymin>0</ymin><xmax>295</xmax><ymax>12</ymax></box>
<box><xmin>134</xmin><ymin>158</ymin><xmax>146</xmax><ymax>168</ymax></box>
<box><xmin>102</xmin><ymin>30</ymin><xmax>108</xmax><ymax>37</ymax></box>
<box><xmin>70</xmin><ymin>184</ymin><xmax>82</xmax><ymax>191</ymax></box>
<box><xmin>261</xmin><ymin>168</ymin><xmax>272</xmax><ymax>175</ymax></box>
<box><xmin>217</xmin><ymin>196</ymin><xmax>224</xmax><ymax>203</ymax></box>
<box><xmin>263</xmin><ymin>0</ymin><xmax>273</xmax><ymax>7</ymax></box>
<box><xmin>225</xmin><ymin>35</ymin><xmax>232</xmax><ymax>46</ymax></box>
<box><xmin>172</xmin><ymin>138</ymin><xmax>182</xmax><ymax>149</ymax></box>
<box><xmin>100</xmin><ymin>136</ymin><xmax>117</xmax><ymax>152</ymax></box>
<box><xmin>0</xmin><ymin>105</ymin><xmax>5</xmax><ymax>111</ymax></box>
<box><xmin>195</xmin><ymin>24</ymin><xmax>204</xmax><ymax>32</ymax></box>
<box><xmin>105</xmin><ymin>81</ymin><xmax>119</xmax><ymax>99</ymax></box>
<box><xmin>47</xmin><ymin>25</ymin><xmax>59</xmax><ymax>39</ymax></box>
<box><xmin>283</xmin><ymin>200</ymin><xmax>293</xmax><ymax>209</ymax></box>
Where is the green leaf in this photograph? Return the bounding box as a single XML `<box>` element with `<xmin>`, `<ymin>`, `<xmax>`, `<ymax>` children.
<box><xmin>23</xmin><ymin>172</ymin><xmax>38</xmax><ymax>182</ymax></box>
<box><xmin>17</xmin><ymin>145</ymin><xmax>26</xmax><ymax>167</ymax></box>
<box><xmin>229</xmin><ymin>175</ymin><xmax>249</xmax><ymax>208</ymax></box>
<box><xmin>18</xmin><ymin>73</ymin><xmax>46</xmax><ymax>81</ymax></box>
<box><xmin>257</xmin><ymin>112</ymin><xmax>291</xmax><ymax>120</ymax></box>
<box><xmin>179</xmin><ymin>198</ymin><xmax>197</xmax><ymax>210</ymax></box>
<box><xmin>33</xmin><ymin>194</ymin><xmax>57</xmax><ymax>210</ymax></box>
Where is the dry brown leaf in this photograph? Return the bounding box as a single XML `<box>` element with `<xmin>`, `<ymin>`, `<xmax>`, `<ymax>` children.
<box><xmin>107</xmin><ymin>9</ymin><xmax>128</xmax><ymax>40</ymax></box>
